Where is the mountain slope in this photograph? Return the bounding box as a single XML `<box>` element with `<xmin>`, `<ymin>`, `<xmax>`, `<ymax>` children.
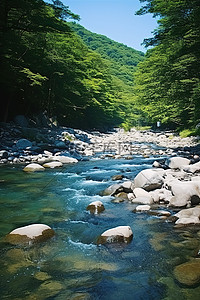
<box><xmin>69</xmin><ymin>22</ymin><xmax>144</xmax><ymax>86</ymax></box>
<box><xmin>69</xmin><ymin>22</ymin><xmax>147</xmax><ymax>129</ymax></box>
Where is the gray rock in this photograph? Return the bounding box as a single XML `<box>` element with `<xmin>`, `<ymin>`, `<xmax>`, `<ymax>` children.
<box><xmin>23</xmin><ymin>163</ymin><xmax>45</xmax><ymax>172</ymax></box>
<box><xmin>132</xmin><ymin>196</ymin><xmax>153</xmax><ymax>205</ymax></box>
<box><xmin>53</xmin><ymin>156</ymin><xmax>78</xmax><ymax>164</ymax></box>
<box><xmin>133</xmin><ymin>187</ymin><xmax>152</xmax><ymax>199</ymax></box>
<box><xmin>135</xmin><ymin>205</ymin><xmax>151</xmax><ymax>212</ymax></box>
<box><xmin>16</xmin><ymin>139</ymin><xmax>32</xmax><ymax>150</ymax></box>
<box><xmin>152</xmin><ymin>161</ymin><xmax>162</xmax><ymax>168</ymax></box>
<box><xmin>174</xmin><ymin>206</ymin><xmax>200</xmax><ymax>225</ymax></box>
<box><xmin>43</xmin><ymin>161</ymin><xmax>63</xmax><ymax>168</ymax></box>
<box><xmin>6</xmin><ymin>223</ymin><xmax>55</xmax><ymax>244</ymax></box>
<box><xmin>169</xmin><ymin>181</ymin><xmax>200</xmax><ymax>207</ymax></box>
<box><xmin>97</xmin><ymin>226</ymin><xmax>133</xmax><ymax>244</ymax></box>
<box><xmin>0</xmin><ymin>150</ymin><xmax>9</xmax><ymax>159</ymax></box>
<box><xmin>149</xmin><ymin>188</ymin><xmax>172</xmax><ymax>203</ymax></box>
<box><xmin>102</xmin><ymin>183</ymin><xmax>122</xmax><ymax>196</ymax></box>
<box><xmin>166</xmin><ymin>157</ymin><xmax>190</xmax><ymax>169</ymax></box>
<box><xmin>134</xmin><ymin>169</ymin><xmax>164</xmax><ymax>191</ymax></box>
<box><xmin>121</xmin><ymin>180</ymin><xmax>134</xmax><ymax>193</ymax></box>
<box><xmin>182</xmin><ymin>161</ymin><xmax>200</xmax><ymax>173</ymax></box>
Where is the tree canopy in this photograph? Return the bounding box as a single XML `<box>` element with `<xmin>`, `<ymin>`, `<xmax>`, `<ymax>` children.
<box><xmin>0</xmin><ymin>0</ymin><xmax>146</xmax><ymax>130</ymax></box>
<box><xmin>134</xmin><ymin>0</ymin><xmax>200</xmax><ymax>129</ymax></box>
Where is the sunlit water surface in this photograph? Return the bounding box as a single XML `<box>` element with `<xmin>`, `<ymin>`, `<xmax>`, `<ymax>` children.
<box><xmin>0</xmin><ymin>157</ymin><xmax>200</xmax><ymax>300</ymax></box>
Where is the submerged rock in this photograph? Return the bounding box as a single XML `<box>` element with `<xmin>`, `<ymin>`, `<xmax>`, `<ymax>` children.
<box><xmin>87</xmin><ymin>201</ymin><xmax>105</xmax><ymax>214</ymax></box>
<box><xmin>174</xmin><ymin>260</ymin><xmax>200</xmax><ymax>286</ymax></box>
<box><xmin>112</xmin><ymin>174</ymin><xmax>124</xmax><ymax>181</ymax></box>
<box><xmin>6</xmin><ymin>224</ymin><xmax>55</xmax><ymax>244</ymax></box>
<box><xmin>97</xmin><ymin>225</ymin><xmax>133</xmax><ymax>244</ymax></box>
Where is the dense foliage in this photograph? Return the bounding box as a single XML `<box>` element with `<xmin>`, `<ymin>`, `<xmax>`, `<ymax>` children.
<box><xmin>134</xmin><ymin>0</ymin><xmax>200</xmax><ymax>129</ymax></box>
<box><xmin>1</xmin><ymin>0</ymin><xmax>142</xmax><ymax>129</ymax></box>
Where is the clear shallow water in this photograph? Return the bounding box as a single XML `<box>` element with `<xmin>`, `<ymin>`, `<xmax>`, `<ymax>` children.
<box><xmin>0</xmin><ymin>157</ymin><xmax>200</xmax><ymax>300</ymax></box>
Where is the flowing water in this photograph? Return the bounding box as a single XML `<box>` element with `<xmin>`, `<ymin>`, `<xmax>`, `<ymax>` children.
<box><xmin>0</xmin><ymin>157</ymin><xmax>200</xmax><ymax>300</ymax></box>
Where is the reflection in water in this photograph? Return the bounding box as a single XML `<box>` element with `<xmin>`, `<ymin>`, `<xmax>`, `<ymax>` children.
<box><xmin>0</xmin><ymin>158</ymin><xmax>200</xmax><ymax>299</ymax></box>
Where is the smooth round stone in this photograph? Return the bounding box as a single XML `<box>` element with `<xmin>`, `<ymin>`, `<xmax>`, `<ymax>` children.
<box><xmin>43</xmin><ymin>161</ymin><xmax>63</xmax><ymax>168</ymax></box>
<box><xmin>6</xmin><ymin>224</ymin><xmax>55</xmax><ymax>244</ymax></box>
<box><xmin>97</xmin><ymin>225</ymin><xmax>133</xmax><ymax>244</ymax></box>
<box><xmin>135</xmin><ymin>205</ymin><xmax>151</xmax><ymax>212</ymax></box>
<box><xmin>23</xmin><ymin>163</ymin><xmax>45</xmax><ymax>172</ymax></box>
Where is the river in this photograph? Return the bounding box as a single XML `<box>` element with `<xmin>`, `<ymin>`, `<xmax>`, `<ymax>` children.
<box><xmin>0</xmin><ymin>156</ymin><xmax>200</xmax><ymax>299</ymax></box>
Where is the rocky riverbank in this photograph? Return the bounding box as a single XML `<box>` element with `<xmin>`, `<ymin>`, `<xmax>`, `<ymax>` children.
<box><xmin>1</xmin><ymin>116</ymin><xmax>200</xmax><ymax>165</ymax></box>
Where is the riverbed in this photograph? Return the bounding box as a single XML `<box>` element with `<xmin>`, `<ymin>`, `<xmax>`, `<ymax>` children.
<box><xmin>0</xmin><ymin>156</ymin><xmax>200</xmax><ymax>299</ymax></box>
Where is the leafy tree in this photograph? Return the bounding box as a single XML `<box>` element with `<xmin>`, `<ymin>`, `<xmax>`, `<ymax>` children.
<box><xmin>135</xmin><ymin>0</ymin><xmax>200</xmax><ymax>129</ymax></box>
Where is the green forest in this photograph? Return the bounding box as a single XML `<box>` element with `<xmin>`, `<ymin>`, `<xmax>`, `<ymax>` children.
<box><xmin>1</xmin><ymin>0</ymin><xmax>200</xmax><ymax>132</ymax></box>
<box><xmin>134</xmin><ymin>0</ymin><xmax>200</xmax><ymax>133</ymax></box>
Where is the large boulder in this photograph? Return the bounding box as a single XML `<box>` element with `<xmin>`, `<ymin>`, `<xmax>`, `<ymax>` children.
<box><xmin>149</xmin><ymin>188</ymin><xmax>172</xmax><ymax>204</ymax></box>
<box><xmin>174</xmin><ymin>206</ymin><xmax>200</xmax><ymax>225</ymax></box>
<box><xmin>174</xmin><ymin>260</ymin><xmax>200</xmax><ymax>286</ymax></box>
<box><xmin>87</xmin><ymin>201</ymin><xmax>105</xmax><ymax>214</ymax></box>
<box><xmin>182</xmin><ymin>161</ymin><xmax>200</xmax><ymax>174</ymax></box>
<box><xmin>166</xmin><ymin>157</ymin><xmax>190</xmax><ymax>169</ymax></box>
<box><xmin>102</xmin><ymin>181</ymin><xmax>134</xmax><ymax>196</ymax></box>
<box><xmin>134</xmin><ymin>169</ymin><xmax>164</xmax><ymax>191</ymax></box>
<box><xmin>23</xmin><ymin>163</ymin><xmax>45</xmax><ymax>172</ymax></box>
<box><xmin>169</xmin><ymin>181</ymin><xmax>200</xmax><ymax>207</ymax></box>
<box><xmin>6</xmin><ymin>224</ymin><xmax>55</xmax><ymax>244</ymax></box>
<box><xmin>97</xmin><ymin>226</ymin><xmax>133</xmax><ymax>244</ymax></box>
<box><xmin>133</xmin><ymin>187</ymin><xmax>152</xmax><ymax>198</ymax></box>
<box><xmin>102</xmin><ymin>183</ymin><xmax>121</xmax><ymax>196</ymax></box>
<box><xmin>16</xmin><ymin>138</ymin><xmax>32</xmax><ymax>149</ymax></box>
<box><xmin>121</xmin><ymin>180</ymin><xmax>134</xmax><ymax>193</ymax></box>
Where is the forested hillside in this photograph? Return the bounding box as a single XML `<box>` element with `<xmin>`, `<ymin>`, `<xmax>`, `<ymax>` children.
<box><xmin>134</xmin><ymin>0</ymin><xmax>200</xmax><ymax>132</ymax></box>
<box><xmin>0</xmin><ymin>0</ymin><xmax>146</xmax><ymax>130</ymax></box>
<box><xmin>69</xmin><ymin>22</ymin><xmax>144</xmax><ymax>85</ymax></box>
<box><xmin>70</xmin><ymin>22</ymin><xmax>146</xmax><ymax>129</ymax></box>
